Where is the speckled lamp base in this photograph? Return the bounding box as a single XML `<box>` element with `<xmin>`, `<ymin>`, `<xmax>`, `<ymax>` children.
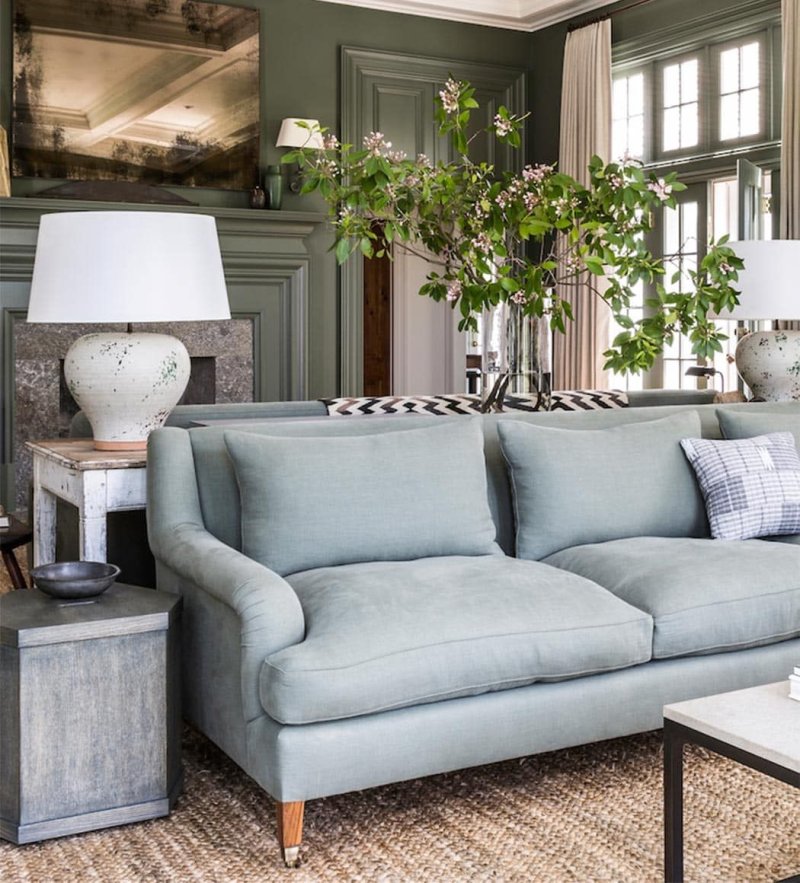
<box><xmin>736</xmin><ymin>329</ymin><xmax>800</xmax><ymax>401</ymax></box>
<box><xmin>65</xmin><ymin>332</ymin><xmax>190</xmax><ymax>450</ymax></box>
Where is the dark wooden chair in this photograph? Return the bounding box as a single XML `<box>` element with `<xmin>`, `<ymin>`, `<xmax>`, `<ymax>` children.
<box><xmin>1</xmin><ymin>516</ymin><xmax>32</xmax><ymax>589</ymax></box>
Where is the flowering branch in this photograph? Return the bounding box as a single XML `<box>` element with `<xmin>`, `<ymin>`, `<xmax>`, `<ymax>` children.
<box><xmin>282</xmin><ymin>82</ymin><xmax>743</xmax><ymax>374</ymax></box>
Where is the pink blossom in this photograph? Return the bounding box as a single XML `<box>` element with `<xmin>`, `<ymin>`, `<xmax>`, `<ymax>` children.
<box><xmin>522</xmin><ymin>164</ymin><xmax>553</xmax><ymax>184</ymax></box>
<box><xmin>472</xmin><ymin>232</ymin><xmax>492</xmax><ymax>254</ymax></box>
<box><xmin>494</xmin><ymin>114</ymin><xmax>513</xmax><ymax>137</ymax></box>
<box><xmin>438</xmin><ymin>79</ymin><xmax>461</xmax><ymax>115</ymax></box>
<box><xmin>523</xmin><ymin>192</ymin><xmax>540</xmax><ymax>212</ymax></box>
<box><xmin>510</xmin><ymin>291</ymin><xmax>527</xmax><ymax>305</ymax></box>
<box><xmin>322</xmin><ymin>134</ymin><xmax>340</xmax><ymax>150</ymax></box>
<box><xmin>363</xmin><ymin>131</ymin><xmax>391</xmax><ymax>156</ymax></box>
<box><xmin>446</xmin><ymin>279</ymin><xmax>462</xmax><ymax>302</ymax></box>
<box><xmin>647</xmin><ymin>178</ymin><xmax>672</xmax><ymax>201</ymax></box>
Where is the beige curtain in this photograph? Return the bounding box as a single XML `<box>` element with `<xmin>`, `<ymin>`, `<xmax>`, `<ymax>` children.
<box><xmin>780</xmin><ymin>0</ymin><xmax>799</xmax><ymax>240</ymax></box>
<box><xmin>778</xmin><ymin>0</ymin><xmax>800</xmax><ymax>330</ymax></box>
<box><xmin>553</xmin><ymin>20</ymin><xmax>612</xmax><ymax>390</ymax></box>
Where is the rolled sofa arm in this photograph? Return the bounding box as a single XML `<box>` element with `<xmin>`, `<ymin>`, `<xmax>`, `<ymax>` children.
<box><xmin>147</xmin><ymin>427</ymin><xmax>306</xmax><ymax>727</ymax></box>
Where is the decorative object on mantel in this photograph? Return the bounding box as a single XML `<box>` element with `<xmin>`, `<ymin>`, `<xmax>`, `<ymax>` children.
<box><xmin>721</xmin><ymin>240</ymin><xmax>800</xmax><ymax>401</ymax></box>
<box><xmin>26</xmin><ymin>211</ymin><xmax>230</xmax><ymax>451</ymax></box>
<box><xmin>33</xmin><ymin>181</ymin><xmax>196</xmax><ymax>205</ymax></box>
<box><xmin>276</xmin><ymin>118</ymin><xmax>324</xmax><ymax>195</ymax></box>
<box><xmin>249</xmin><ymin>183</ymin><xmax>267</xmax><ymax>209</ymax></box>
<box><xmin>12</xmin><ymin>0</ymin><xmax>259</xmax><ymax>191</ymax></box>
<box><xmin>285</xmin><ymin>81</ymin><xmax>744</xmax><ymax>410</ymax></box>
<box><xmin>30</xmin><ymin>561</ymin><xmax>121</xmax><ymax>600</ymax></box>
<box><xmin>264</xmin><ymin>165</ymin><xmax>284</xmax><ymax>209</ymax></box>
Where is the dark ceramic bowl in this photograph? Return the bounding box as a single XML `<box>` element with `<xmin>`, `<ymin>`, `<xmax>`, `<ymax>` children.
<box><xmin>31</xmin><ymin>561</ymin><xmax>121</xmax><ymax>599</ymax></box>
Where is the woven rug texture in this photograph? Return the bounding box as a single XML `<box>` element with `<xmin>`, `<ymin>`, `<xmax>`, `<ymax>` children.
<box><xmin>2</xmin><ymin>551</ymin><xmax>798</xmax><ymax>882</ymax></box>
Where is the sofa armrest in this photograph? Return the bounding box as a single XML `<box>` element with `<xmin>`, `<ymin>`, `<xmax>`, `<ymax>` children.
<box><xmin>147</xmin><ymin>426</ymin><xmax>305</xmax><ymax>726</ymax></box>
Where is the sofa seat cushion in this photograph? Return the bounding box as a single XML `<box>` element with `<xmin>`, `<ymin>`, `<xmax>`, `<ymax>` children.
<box><xmin>544</xmin><ymin>537</ymin><xmax>800</xmax><ymax>659</ymax></box>
<box><xmin>259</xmin><ymin>555</ymin><xmax>653</xmax><ymax>724</ymax></box>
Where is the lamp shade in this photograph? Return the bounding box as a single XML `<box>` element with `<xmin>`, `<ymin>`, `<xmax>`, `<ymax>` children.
<box><xmin>722</xmin><ymin>240</ymin><xmax>800</xmax><ymax>321</ymax></box>
<box><xmin>276</xmin><ymin>118</ymin><xmax>324</xmax><ymax>149</ymax></box>
<box><xmin>27</xmin><ymin>211</ymin><xmax>230</xmax><ymax>324</ymax></box>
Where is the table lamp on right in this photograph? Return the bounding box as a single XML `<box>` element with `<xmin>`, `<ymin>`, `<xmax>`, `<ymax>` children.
<box><xmin>725</xmin><ymin>240</ymin><xmax>800</xmax><ymax>401</ymax></box>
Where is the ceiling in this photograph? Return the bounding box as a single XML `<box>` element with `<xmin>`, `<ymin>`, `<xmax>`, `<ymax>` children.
<box><xmin>315</xmin><ymin>0</ymin><xmax>616</xmax><ymax>31</ymax></box>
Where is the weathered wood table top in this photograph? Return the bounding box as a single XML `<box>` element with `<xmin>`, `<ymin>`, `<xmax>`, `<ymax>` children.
<box><xmin>26</xmin><ymin>439</ymin><xmax>147</xmax><ymax>470</ymax></box>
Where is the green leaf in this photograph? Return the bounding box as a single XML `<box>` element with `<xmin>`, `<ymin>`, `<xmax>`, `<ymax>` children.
<box><xmin>335</xmin><ymin>238</ymin><xmax>351</xmax><ymax>265</ymax></box>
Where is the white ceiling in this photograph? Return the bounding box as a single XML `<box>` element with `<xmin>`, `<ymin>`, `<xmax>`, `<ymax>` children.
<box><xmin>315</xmin><ymin>0</ymin><xmax>616</xmax><ymax>32</ymax></box>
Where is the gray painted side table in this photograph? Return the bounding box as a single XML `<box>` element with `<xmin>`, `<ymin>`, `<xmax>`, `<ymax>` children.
<box><xmin>0</xmin><ymin>583</ymin><xmax>182</xmax><ymax>844</ymax></box>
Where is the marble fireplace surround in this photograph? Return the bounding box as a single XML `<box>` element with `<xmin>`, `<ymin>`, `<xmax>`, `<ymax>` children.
<box><xmin>1</xmin><ymin>198</ymin><xmax>330</xmax><ymax>510</ymax></box>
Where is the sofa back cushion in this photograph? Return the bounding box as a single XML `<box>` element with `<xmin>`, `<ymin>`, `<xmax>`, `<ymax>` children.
<box><xmin>223</xmin><ymin>419</ymin><xmax>499</xmax><ymax>576</ymax></box>
<box><xmin>718</xmin><ymin>409</ymin><xmax>800</xmax><ymax>449</ymax></box>
<box><xmin>497</xmin><ymin>410</ymin><xmax>708</xmax><ymax>560</ymax></box>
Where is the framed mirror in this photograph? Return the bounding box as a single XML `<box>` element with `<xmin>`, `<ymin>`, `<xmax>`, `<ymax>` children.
<box><xmin>12</xmin><ymin>0</ymin><xmax>260</xmax><ymax>191</ymax></box>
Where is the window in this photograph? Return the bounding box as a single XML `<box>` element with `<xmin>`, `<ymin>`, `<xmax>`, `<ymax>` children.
<box><xmin>661</xmin><ymin>198</ymin><xmax>701</xmax><ymax>389</ymax></box>
<box><xmin>612</xmin><ymin>28</ymin><xmax>776</xmax><ymax>165</ymax></box>
<box><xmin>719</xmin><ymin>41</ymin><xmax>761</xmax><ymax>142</ymax></box>
<box><xmin>661</xmin><ymin>58</ymin><xmax>699</xmax><ymax>153</ymax></box>
<box><xmin>610</xmin><ymin>10</ymin><xmax>780</xmax><ymax>391</ymax></box>
<box><xmin>612</xmin><ymin>72</ymin><xmax>645</xmax><ymax>160</ymax></box>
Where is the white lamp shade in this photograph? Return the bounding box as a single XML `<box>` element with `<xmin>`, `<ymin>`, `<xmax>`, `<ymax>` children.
<box><xmin>723</xmin><ymin>239</ymin><xmax>800</xmax><ymax>321</ymax></box>
<box><xmin>27</xmin><ymin>211</ymin><xmax>231</xmax><ymax>324</ymax></box>
<box><xmin>276</xmin><ymin>118</ymin><xmax>324</xmax><ymax>149</ymax></box>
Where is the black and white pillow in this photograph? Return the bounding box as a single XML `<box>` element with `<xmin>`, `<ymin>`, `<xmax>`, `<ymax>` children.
<box><xmin>681</xmin><ymin>432</ymin><xmax>800</xmax><ymax>540</ymax></box>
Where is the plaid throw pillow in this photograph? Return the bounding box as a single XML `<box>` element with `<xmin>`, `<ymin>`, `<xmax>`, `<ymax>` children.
<box><xmin>681</xmin><ymin>432</ymin><xmax>800</xmax><ymax>541</ymax></box>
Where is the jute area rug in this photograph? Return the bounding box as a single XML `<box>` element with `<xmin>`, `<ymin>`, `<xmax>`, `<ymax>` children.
<box><xmin>2</xmin><ymin>556</ymin><xmax>798</xmax><ymax>882</ymax></box>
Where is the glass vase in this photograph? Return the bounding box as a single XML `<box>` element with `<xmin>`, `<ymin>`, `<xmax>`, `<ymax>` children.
<box><xmin>480</xmin><ymin>301</ymin><xmax>551</xmax><ymax>411</ymax></box>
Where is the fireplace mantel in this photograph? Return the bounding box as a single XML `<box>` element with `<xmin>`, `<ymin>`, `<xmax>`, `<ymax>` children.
<box><xmin>0</xmin><ymin>197</ymin><xmax>335</xmax><ymax>509</ymax></box>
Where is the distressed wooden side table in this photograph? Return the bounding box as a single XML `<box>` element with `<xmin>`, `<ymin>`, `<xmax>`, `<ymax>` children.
<box><xmin>27</xmin><ymin>439</ymin><xmax>147</xmax><ymax>566</ymax></box>
<box><xmin>0</xmin><ymin>583</ymin><xmax>181</xmax><ymax>844</ymax></box>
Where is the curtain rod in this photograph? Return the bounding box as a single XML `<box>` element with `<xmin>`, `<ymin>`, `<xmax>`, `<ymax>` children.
<box><xmin>567</xmin><ymin>0</ymin><xmax>654</xmax><ymax>32</ymax></box>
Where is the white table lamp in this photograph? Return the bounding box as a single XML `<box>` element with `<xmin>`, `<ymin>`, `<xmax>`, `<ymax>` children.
<box><xmin>724</xmin><ymin>240</ymin><xmax>800</xmax><ymax>401</ymax></box>
<box><xmin>27</xmin><ymin>211</ymin><xmax>231</xmax><ymax>450</ymax></box>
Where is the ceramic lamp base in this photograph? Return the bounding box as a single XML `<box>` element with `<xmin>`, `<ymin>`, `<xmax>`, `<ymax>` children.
<box><xmin>735</xmin><ymin>329</ymin><xmax>800</xmax><ymax>401</ymax></box>
<box><xmin>65</xmin><ymin>331</ymin><xmax>190</xmax><ymax>450</ymax></box>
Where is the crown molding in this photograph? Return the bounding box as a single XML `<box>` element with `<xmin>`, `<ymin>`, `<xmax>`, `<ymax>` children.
<box><xmin>314</xmin><ymin>0</ymin><xmax>612</xmax><ymax>32</ymax></box>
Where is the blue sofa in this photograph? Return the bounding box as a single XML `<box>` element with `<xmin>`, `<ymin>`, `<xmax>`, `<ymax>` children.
<box><xmin>145</xmin><ymin>399</ymin><xmax>800</xmax><ymax>865</ymax></box>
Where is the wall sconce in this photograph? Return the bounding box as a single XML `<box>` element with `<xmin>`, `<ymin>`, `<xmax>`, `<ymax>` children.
<box><xmin>685</xmin><ymin>365</ymin><xmax>725</xmax><ymax>393</ymax></box>
<box><xmin>276</xmin><ymin>118</ymin><xmax>324</xmax><ymax>192</ymax></box>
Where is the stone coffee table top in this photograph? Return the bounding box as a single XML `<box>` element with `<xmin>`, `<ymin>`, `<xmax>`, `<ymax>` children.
<box><xmin>664</xmin><ymin>681</ymin><xmax>800</xmax><ymax>773</ymax></box>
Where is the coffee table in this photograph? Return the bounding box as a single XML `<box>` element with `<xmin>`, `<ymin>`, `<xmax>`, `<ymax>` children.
<box><xmin>663</xmin><ymin>682</ymin><xmax>800</xmax><ymax>882</ymax></box>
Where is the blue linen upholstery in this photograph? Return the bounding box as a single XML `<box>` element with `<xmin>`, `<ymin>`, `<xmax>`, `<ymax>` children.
<box><xmin>260</xmin><ymin>555</ymin><xmax>653</xmax><ymax>724</ymax></box>
<box><xmin>680</xmin><ymin>433</ymin><xmax>800</xmax><ymax>540</ymax></box>
<box><xmin>544</xmin><ymin>536</ymin><xmax>800</xmax><ymax>659</ymax></box>
<box><xmin>224</xmin><ymin>420</ymin><xmax>499</xmax><ymax>576</ymax></box>
<box><xmin>717</xmin><ymin>409</ymin><xmax>800</xmax><ymax>448</ymax></box>
<box><xmin>145</xmin><ymin>398</ymin><xmax>800</xmax><ymax>829</ymax></box>
<box><xmin>496</xmin><ymin>411</ymin><xmax>707</xmax><ymax>560</ymax></box>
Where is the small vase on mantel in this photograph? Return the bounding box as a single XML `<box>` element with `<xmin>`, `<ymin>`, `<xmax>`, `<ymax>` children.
<box><xmin>264</xmin><ymin>165</ymin><xmax>283</xmax><ymax>210</ymax></box>
<box><xmin>480</xmin><ymin>301</ymin><xmax>552</xmax><ymax>412</ymax></box>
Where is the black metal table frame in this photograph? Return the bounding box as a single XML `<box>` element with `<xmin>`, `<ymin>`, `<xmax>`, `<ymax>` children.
<box><xmin>664</xmin><ymin>717</ymin><xmax>800</xmax><ymax>883</ymax></box>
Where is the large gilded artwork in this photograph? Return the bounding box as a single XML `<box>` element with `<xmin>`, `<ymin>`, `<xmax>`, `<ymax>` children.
<box><xmin>13</xmin><ymin>0</ymin><xmax>260</xmax><ymax>191</ymax></box>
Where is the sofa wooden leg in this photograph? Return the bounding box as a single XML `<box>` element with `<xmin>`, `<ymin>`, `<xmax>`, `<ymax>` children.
<box><xmin>276</xmin><ymin>801</ymin><xmax>305</xmax><ymax>867</ymax></box>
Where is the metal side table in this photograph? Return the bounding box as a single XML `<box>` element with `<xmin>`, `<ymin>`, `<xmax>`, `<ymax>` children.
<box><xmin>0</xmin><ymin>583</ymin><xmax>181</xmax><ymax>843</ymax></box>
